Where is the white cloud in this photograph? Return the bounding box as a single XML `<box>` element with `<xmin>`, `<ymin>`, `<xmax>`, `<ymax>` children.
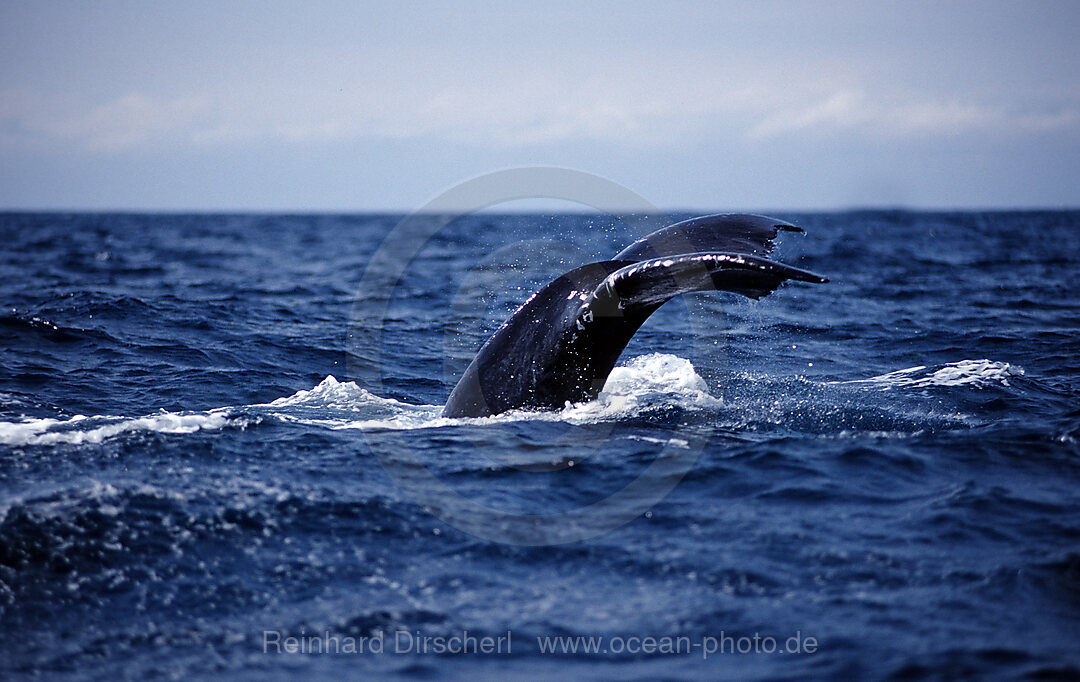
<box><xmin>747</xmin><ymin>89</ymin><xmax>1079</xmax><ymax>140</ymax></box>
<box><xmin>1</xmin><ymin>90</ymin><xmax>211</xmax><ymax>152</ymax></box>
<box><xmin>2</xmin><ymin>46</ymin><xmax>1077</xmax><ymax>156</ymax></box>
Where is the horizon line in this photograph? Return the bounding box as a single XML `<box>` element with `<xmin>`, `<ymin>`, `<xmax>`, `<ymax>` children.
<box><xmin>2</xmin><ymin>205</ymin><xmax>1078</xmax><ymax>215</ymax></box>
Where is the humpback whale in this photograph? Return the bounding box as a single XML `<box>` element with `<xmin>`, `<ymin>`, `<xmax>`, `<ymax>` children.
<box><xmin>442</xmin><ymin>214</ymin><xmax>826</xmax><ymax>418</ymax></box>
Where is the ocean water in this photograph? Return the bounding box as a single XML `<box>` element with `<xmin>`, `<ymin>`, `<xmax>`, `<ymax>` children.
<box><xmin>1</xmin><ymin>211</ymin><xmax>1078</xmax><ymax>680</ymax></box>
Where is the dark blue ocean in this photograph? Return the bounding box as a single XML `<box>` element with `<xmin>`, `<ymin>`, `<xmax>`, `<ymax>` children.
<box><xmin>1</xmin><ymin>211</ymin><xmax>1078</xmax><ymax>680</ymax></box>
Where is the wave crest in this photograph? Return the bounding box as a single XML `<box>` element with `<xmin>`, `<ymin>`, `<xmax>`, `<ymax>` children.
<box><xmin>845</xmin><ymin>359</ymin><xmax>1024</xmax><ymax>389</ymax></box>
<box><xmin>0</xmin><ymin>356</ymin><xmax>1021</xmax><ymax>446</ymax></box>
<box><xmin>0</xmin><ymin>411</ymin><xmax>230</xmax><ymax>447</ymax></box>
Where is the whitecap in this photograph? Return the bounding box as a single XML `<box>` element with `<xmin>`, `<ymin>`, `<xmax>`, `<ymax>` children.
<box><xmin>0</xmin><ymin>411</ymin><xmax>230</xmax><ymax>447</ymax></box>
<box><xmin>839</xmin><ymin>359</ymin><xmax>1023</xmax><ymax>389</ymax></box>
<box><xmin>0</xmin><ymin>354</ymin><xmax>724</xmax><ymax>444</ymax></box>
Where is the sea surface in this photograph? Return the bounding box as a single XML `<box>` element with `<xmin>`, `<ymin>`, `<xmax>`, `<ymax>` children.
<box><xmin>1</xmin><ymin>211</ymin><xmax>1078</xmax><ymax>680</ymax></box>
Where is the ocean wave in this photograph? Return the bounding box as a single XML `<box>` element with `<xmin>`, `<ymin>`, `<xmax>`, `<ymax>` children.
<box><xmin>277</xmin><ymin>353</ymin><xmax>721</xmax><ymax>431</ymax></box>
<box><xmin>560</xmin><ymin>353</ymin><xmax>722</xmax><ymax>422</ymax></box>
<box><xmin>0</xmin><ymin>354</ymin><xmax>721</xmax><ymax>446</ymax></box>
<box><xmin>839</xmin><ymin>359</ymin><xmax>1024</xmax><ymax>389</ymax></box>
<box><xmin>0</xmin><ymin>355</ymin><xmax>1013</xmax><ymax>448</ymax></box>
<box><xmin>0</xmin><ymin>411</ymin><xmax>231</xmax><ymax>447</ymax></box>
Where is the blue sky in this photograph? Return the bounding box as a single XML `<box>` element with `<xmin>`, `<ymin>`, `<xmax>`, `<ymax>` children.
<box><xmin>1</xmin><ymin>1</ymin><xmax>1078</xmax><ymax>211</ymax></box>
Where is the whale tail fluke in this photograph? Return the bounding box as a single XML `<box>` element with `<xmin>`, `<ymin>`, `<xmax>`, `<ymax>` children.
<box><xmin>441</xmin><ymin>214</ymin><xmax>827</xmax><ymax>418</ymax></box>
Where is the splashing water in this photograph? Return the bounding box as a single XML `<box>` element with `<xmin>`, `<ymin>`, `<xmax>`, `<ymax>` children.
<box><xmin>840</xmin><ymin>359</ymin><xmax>1024</xmax><ymax>389</ymax></box>
<box><xmin>0</xmin><ymin>355</ymin><xmax>1024</xmax><ymax>447</ymax></box>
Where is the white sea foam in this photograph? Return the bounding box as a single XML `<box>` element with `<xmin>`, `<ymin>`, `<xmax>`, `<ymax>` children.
<box><xmin>0</xmin><ymin>411</ymin><xmax>230</xmax><ymax>447</ymax></box>
<box><xmin>266</xmin><ymin>375</ymin><xmax>401</xmax><ymax>410</ymax></box>
<box><xmin>306</xmin><ymin>354</ymin><xmax>720</xmax><ymax>430</ymax></box>
<box><xmin>841</xmin><ymin>359</ymin><xmax>1023</xmax><ymax>389</ymax></box>
<box><xmin>0</xmin><ymin>354</ymin><xmax>719</xmax><ymax>445</ymax></box>
<box><xmin>265</xmin><ymin>375</ymin><xmax>444</xmax><ymax>430</ymax></box>
<box><xmin>559</xmin><ymin>353</ymin><xmax>722</xmax><ymax>422</ymax></box>
<box><xmin>0</xmin><ymin>355</ymin><xmax>1018</xmax><ymax>447</ymax></box>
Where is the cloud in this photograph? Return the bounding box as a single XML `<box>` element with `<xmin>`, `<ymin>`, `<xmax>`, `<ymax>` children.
<box><xmin>747</xmin><ymin>89</ymin><xmax>1079</xmax><ymax>140</ymax></box>
<box><xmin>1</xmin><ymin>90</ymin><xmax>211</xmax><ymax>152</ymax></box>
<box><xmin>2</xmin><ymin>52</ymin><xmax>1077</xmax><ymax>156</ymax></box>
